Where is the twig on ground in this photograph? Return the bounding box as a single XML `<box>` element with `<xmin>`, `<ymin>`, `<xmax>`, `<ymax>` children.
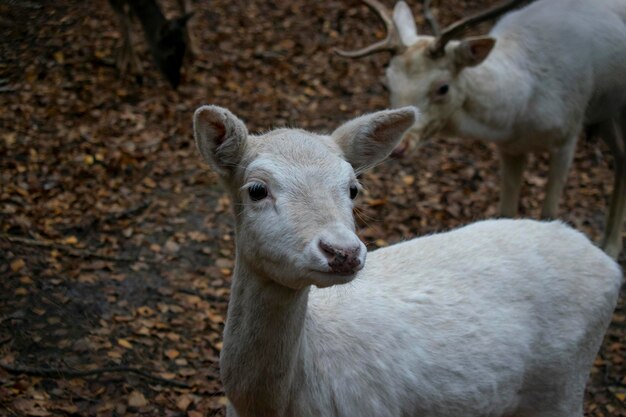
<box><xmin>105</xmin><ymin>201</ymin><xmax>152</xmax><ymax>222</ymax></box>
<box><xmin>1</xmin><ymin>234</ymin><xmax>155</xmax><ymax>263</ymax></box>
<box><xmin>176</xmin><ymin>288</ymin><xmax>229</xmax><ymax>303</ymax></box>
<box><xmin>0</xmin><ymin>362</ymin><xmax>191</xmax><ymax>388</ymax></box>
<box><xmin>0</xmin><ymin>312</ymin><xmax>26</xmax><ymax>326</ymax></box>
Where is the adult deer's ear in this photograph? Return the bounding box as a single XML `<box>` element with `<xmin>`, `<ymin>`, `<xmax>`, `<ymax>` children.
<box><xmin>193</xmin><ymin>105</ymin><xmax>248</xmax><ymax>178</ymax></box>
<box><xmin>452</xmin><ymin>36</ymin><xmax>496</xmax><ymax>69</ymax></box>
<box><xmin>332</xmin><ymin>107</ymin><xmax>419</xmax><ymax>173</ymax></box>
<box><xmin>393</xmin><ymin>1</ymin><xmax>419</xmax><ymax>46</ymax></box>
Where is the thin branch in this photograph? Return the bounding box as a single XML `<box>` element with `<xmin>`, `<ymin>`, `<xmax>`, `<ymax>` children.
<box><xmin>1</xmin><ymin>234</ymin><xmax>154</xmax><ymax>263</ymax></box>
<box><xmin>429</xmin><ymin>0</ymin><xmax>530</xmax><ymax>57</ymax></box>
<box><xmin>0</xmin><ymin>362</ymin><xmax>191</xmax><ymax>388</ymax></box>
<box><xmin>176</xmin><ymin>288</ymin><xmax>228</xmax><ymax>304</ymax></box>
<box><xmin>334</xmin><ymin>0</ymin><xmax>404</xmax><ymax>58</ymax></box>
<box><xmin>103</xmin><ymin>200</ymin><xmax>152</xmax><ymax>223</ymax></box>
<box><xmin>422</xmin><ymin>0</ymin><xmax>440</xmax><ymax>36</ymax></box>
<box><xmin>0</xmin><ymin>312</ymin><xmax>26</xmax><ymax>326</ymax></box>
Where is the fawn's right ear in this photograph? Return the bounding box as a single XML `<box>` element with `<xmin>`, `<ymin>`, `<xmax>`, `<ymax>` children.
<box><xmin>332</xmin><ymin>107</ymin><xmax>419</xmax><ymax>173</ymax></box>
<box><xmin>193</xmin><ymin>105</ymin><xmax>248</xmax><ymax>177</ymax></box>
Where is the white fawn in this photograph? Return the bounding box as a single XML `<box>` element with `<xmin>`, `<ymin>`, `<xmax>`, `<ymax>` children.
<box><xmin>193</xmin><ymin>104</ymin><xmax>621</xmax><ymax>417</ymax></box>
<box><xmin>337</xmin><ymin>0</ymin><xmax>626</xmax><ymax>258</ymax></box>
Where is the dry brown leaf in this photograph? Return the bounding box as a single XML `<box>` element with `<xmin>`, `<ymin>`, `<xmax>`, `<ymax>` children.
<box><xmin>14</xmin><ymin>287</ymin><xmax>28</xmax><ymax>296</ymax></box>
<box><xmin>117</xmin><ymin>338</ymin><xmax>133</xmax><ymax>349</ymax></box>
<box><xmin>127</xmin><ymin>390</ymin><xmax>148</xmax><ymax>408</ymax></box>
<box><xmin>176</xmin><ymin>394</ymin><xmax>193</xmax><ymax>411</ymax></box>
<box><xmin>10</xmin><ymin>258</ymin><xmax>25</xmax><ymax>272</ymax></box>
<box><xmin>165</xmin><ymin>349</ymin><xmax>180</xmax><ymax>359</ymax></box>
<box><xmin>62</xmin><ymin>236</ymin><xmax>78</xmax><ymax>245</ymax></box>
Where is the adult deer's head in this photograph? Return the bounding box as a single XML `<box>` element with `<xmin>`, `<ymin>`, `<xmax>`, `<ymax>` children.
<box><xmin>336</xmin><ymin>0</ymin><xmax>525</xmax><ymax>151</ymax></box>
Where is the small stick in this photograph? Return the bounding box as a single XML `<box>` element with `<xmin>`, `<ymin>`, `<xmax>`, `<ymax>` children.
<box><xmin>1</xmin><ymin>234</ymin><xmax>153</xmax><ymax>263</ymax></box>
<box><xmin>0</xmin><ymin>362</ymin><xmax>191</xmax><ymax>388</ymax></box>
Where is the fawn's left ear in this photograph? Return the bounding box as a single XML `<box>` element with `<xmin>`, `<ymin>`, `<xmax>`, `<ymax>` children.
<box><xmin>193</xmin><ymin>105</ymin><xmax>248</xmax><ymax>178</ymax></box>
<box><xmin>332</xmin><ymin>107</ymin><xmax>419</xmax><ymax>172</ymax></box>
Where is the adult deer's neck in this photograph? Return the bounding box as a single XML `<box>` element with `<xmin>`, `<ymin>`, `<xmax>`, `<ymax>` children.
<box><xmin>128</xmin><ymin>0</ymin><xmax>167</xmax><ymax>41</ymax></box>
<box><xmin>220</xmin><ymin>247</ymin><xmax>310</xmax><ymax>415</ymax></box>
<box><xmin>450</xmin><ymin>37</ymin><xmax>531</xmax><ymax>143</ymax></box>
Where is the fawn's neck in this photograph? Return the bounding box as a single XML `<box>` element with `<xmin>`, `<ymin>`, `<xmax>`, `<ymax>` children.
<box><xmin>220</xmin><ymin>255</ymin><xmax>310</xmax><ymax>416</ymax></box>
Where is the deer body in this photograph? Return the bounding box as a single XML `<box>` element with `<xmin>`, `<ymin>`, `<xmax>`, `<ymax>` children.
<box><xmin>446</xmin><ymin>0</ymin><xmax>626</xmax><ymax>148</ymax></box>
<box><xmin>193</xmin><ymin>105</ymin><xmax>622</xmax><ymax>417</ymax></box>
<box><xmin>223</xmin><ymin>221</ymin><xmax>620</xmax><ymax>417</ymax></box>
<box><xmin>339</xmin><ymin>0</ymin><xmax>626</xmax><ymax>258</ymax></box>
<box><xmin>108</xmin><ymin>0</ymin><xmax>195</xmax><ymax>88</ymax></box>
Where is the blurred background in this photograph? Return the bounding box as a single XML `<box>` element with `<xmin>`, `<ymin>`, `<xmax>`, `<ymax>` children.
<box><xmin>0</xmin><ymin>0</ymin><xmax>624</xmax><ymax>415</ymax></box>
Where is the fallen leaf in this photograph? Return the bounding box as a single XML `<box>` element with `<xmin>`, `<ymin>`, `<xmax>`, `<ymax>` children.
<box><xmin>165</xmin><ymin>239</ymin><xmax>180</xmax><ymax>254</ymax></box>
<box><xmin>14</xmin><ymin>287</ymin><xmax>28</xmax><ymax>296</ymax></box>
<box><xmin>117</xmin><ymin>338</ymin><xmax>133</xmax><ymax>349</ymax></box>
<box><xmin>165</xmin><ymin>349</ymin><xmax>180</xmax><ymax>359</ymax></box>
<box><xmin>128</xmin><ymin>390</ymin><xmax>147</xmax><ymax>408</ymax></box>
<box><xmin>19</xmin><ymin>276</ymin><xmax>33</xmax><ymax>284</ymax></box>
<box><xmin>367</xmin><ymin>198</ymin><xmax>387</xmax><ymax>207</ymax></box>
<box><xmin>10</xmin><ymin>258</ymin><xmax>25</xmax><ymax>272</ymax></box>
<box><xmin>62</xmin><ymin>235</ymin><xmax>78</xmax><ymax>245</ymax></box>
<box><xmin>176</xmin><ymin>394</ymin><xmax>192</xmax><ymax>411</ymax></box>
<box><xmin>53</xmin><ymin>51</ymin><xmax>64</xmax><ymax>63</ymax></box>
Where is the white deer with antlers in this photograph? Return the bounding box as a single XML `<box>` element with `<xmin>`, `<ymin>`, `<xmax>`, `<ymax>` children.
<box><xmin>337</xmin><ymin>0</ymin><xmax>626</xmax><ymax>259</ymax></box>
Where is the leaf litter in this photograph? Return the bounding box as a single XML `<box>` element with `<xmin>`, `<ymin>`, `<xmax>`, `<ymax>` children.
<box><xmin>0</xmin><ymin>0</ymin><xmax>624</xmax><ymax>416</ymax></box>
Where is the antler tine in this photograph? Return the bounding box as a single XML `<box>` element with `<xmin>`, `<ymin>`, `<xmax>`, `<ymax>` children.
<box><xmin>335</xmin><ymin>0</ymin><xmax>404</xmax><ymax>59</ymax></box>
<box><xmin>422</xmin><ymin>0</ymin><xmax>440</xmax><ymax>36</ymax></box>
<box><xmin>428</xmin><ymin>0</ymin><xmax>528</xmax><ymax>58</ymax></box>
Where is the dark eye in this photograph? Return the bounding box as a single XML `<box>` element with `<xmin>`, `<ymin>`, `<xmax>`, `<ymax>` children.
<box><xmin>436</xmin><ymin>84</ymin><xmax>449</xmax><ymax>96</ymax></box>
<box><xmin>248</xmin><ymin>183</ymin><xmax>268</xmax><ymax>201</ymax></box>
<box><xmin>349</xmin><ymin>185</ymin><xmax>358</xmax><ymax>200</ymax></box>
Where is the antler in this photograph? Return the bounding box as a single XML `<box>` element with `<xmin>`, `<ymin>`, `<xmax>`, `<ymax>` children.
<box><xmin>422</xmin><ymin>0</ymin><xmax>440</xmax><ymax>36</ymax></box>
<box><xmin>334</xmin><ymin>0</ymin><xmax>405</xmax><ymax>58</ymax></box>
<box><xmin>428</xmin><ymin>0</ymin><xmax>528</xmax><ymax>58</ymax></box>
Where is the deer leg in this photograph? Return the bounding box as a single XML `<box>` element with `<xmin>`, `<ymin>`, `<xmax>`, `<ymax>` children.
<box><xmin>177</xmin><ymin>0</ymin><xmax>199</xmax><ymax>58</ymax></box>
<box><xmin>114</xmin><ymin>5</ymin><xmax>142</xmax><ymax>75</ymax></box>
<box><xmin>600</xmin><ymin>118</ymin><xmax>625</xmax><ymax>259</ymax></box>
<box><xmin>498</xmin><ymin>151</ymin><xmax>526</xmax><ymax>217</ymax></box>
<box><xmin>541</xmin><ymin>141</ymin><xmax>577</xmax><ymax>219</ymax></box>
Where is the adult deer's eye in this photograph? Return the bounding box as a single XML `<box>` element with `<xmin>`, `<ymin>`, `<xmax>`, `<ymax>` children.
<box><xmin>248</xmin><ymin>183</ymin><xmax>268</xmax><ymax>201</ymax></box>
<box><xmin>349</xmin><ymin>185</ymin><xmax>358</xmax><ymax>200</ymax></box>
<box><xmin>436</xmin><ymin>84</ymin><xmax>449</xmax><ymax>96</ymax></box>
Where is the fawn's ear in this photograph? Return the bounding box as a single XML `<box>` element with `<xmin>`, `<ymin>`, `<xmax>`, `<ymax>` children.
<box><xmin>193</xmin><ymin>105</ymin><xmax>248</xmax><ymax>178</ymax></box>
<box><xmin>332</xmin><ymin>107</ymin><xmax>419</xmax><ymax>172</ymax></box>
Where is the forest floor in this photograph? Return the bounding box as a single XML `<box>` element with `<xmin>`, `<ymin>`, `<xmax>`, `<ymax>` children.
<box><xmin>0</xmin><ymin>0</ymin><xmax>624</xmax><ymax>416</ymax></box>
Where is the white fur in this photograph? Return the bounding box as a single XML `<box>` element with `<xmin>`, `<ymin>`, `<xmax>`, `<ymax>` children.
<box><xmin>193</xmin><ymin>105</ymin><xmax>622</xmax><ymax>417</ymax></box>
<box><xmin>382</xmin><ymin>0</ymin><xmax>626</xmax><ymax>258</ymax></box>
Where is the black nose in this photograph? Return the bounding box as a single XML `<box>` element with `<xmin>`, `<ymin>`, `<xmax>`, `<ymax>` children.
<box><xmin>319</xmin><ymin>240</ymin><xmax>362</xmax><ymax>274</ymax></box>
